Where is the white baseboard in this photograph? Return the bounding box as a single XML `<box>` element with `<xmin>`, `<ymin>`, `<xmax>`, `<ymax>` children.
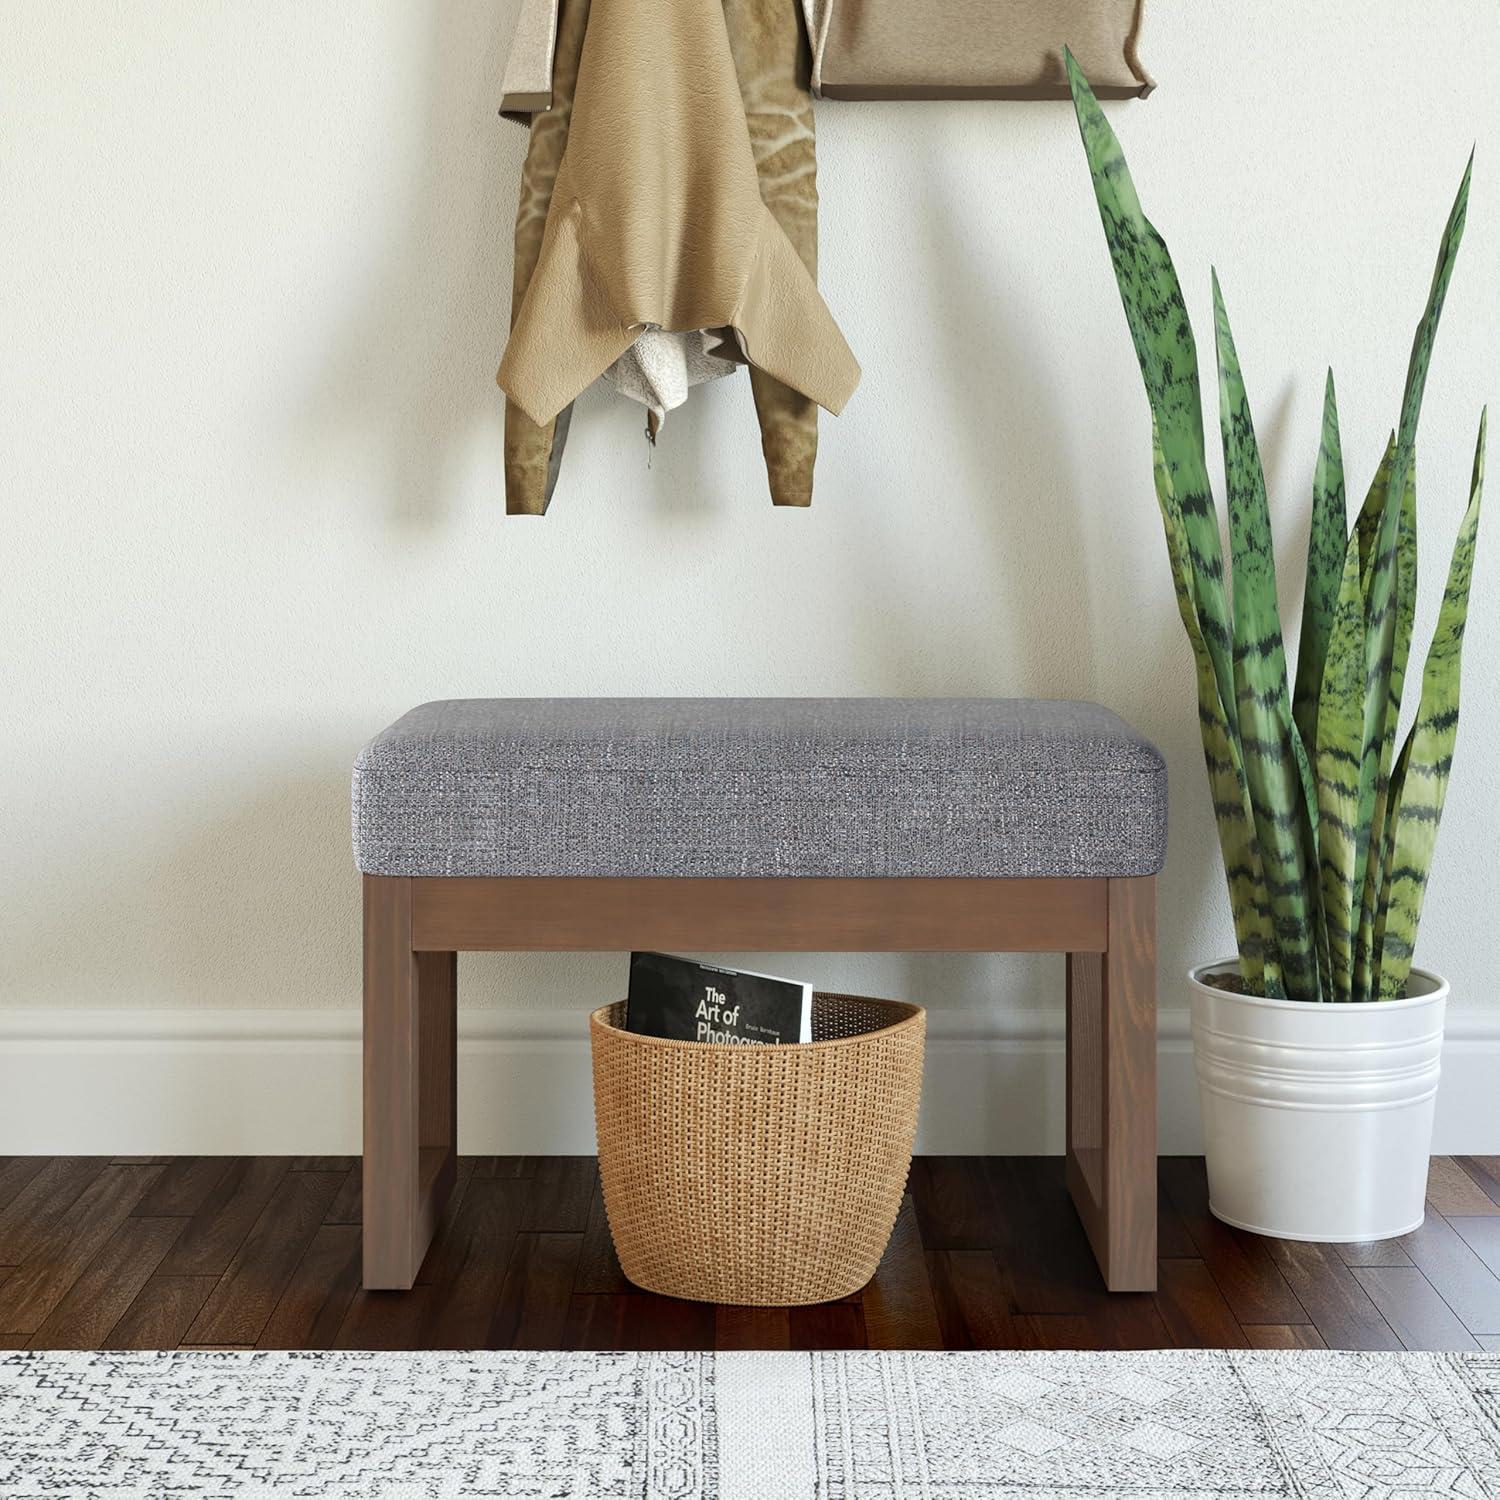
<box><xmin>3</xmin><ymin>1007</ymin><xmax>1498</xmax><ymax>1156</ymax></box>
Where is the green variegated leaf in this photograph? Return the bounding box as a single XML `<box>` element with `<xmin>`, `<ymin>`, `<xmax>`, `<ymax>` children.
<box><xmin>1346</xmin><ymin>442</ymin><xmax>1406</xmax><ymax>991</ymax></box>
<box><xmin>1355</xmin><ymin>456</ymin><xmax>1417</xmax><ymax>999</ymax></box>
<box><xmin>1376</xmin><ymin>410</ymin><xmax>1485</xmax><ymax>997</ymax></box>
<box><xmin>1065</xmin><ymin>51</ymin><xmax>1238</xmax><ymax>743</ymax></box>
<box><xmin>1289</xmin><ymin>718</ymin><xmax>1330</xmax><ymax>999</ymax></box>
<box><xmin>1152</xmin><ymin>418</ymin><xmax>1280</xmax><ymax>992</ymax></box>
<box><xmin>1213</xmin><ymin>272</ymin><xmax>1320</xmax><ymax>1000</ymax></box>
<box><xmin>1315</xmin><ymin>531</ymin><xmax>1367</xmax><ymax>1002</ymax></box>
<box><xmin>1293</xmin><ymin>371</ymin><xmax>1347</xmax><ymax>756</ymax></box>
<box><xmin>1354</xmin><ymin>436</ymin><xmax>1397</xmax><ymax>587</ymax></box>
<box><xmin>1393</xmin><ymin>157</ymin><xmax>1472</xmax><ymax>468</ymax></box>
<box><xmin>1334</xmin><ymin>442</ymin><xmax>1401</xmax><ymax>998</ymax></box>
<box><xmin>1347</xmin><ymin>159</ymin><xmax>1469</xmax><ymax>999</ymax></box>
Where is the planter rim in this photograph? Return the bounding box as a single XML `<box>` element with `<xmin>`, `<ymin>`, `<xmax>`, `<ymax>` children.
<box><xmin>1188</xmin><ymin>958</ymin><xmax>1448</xmax><ymax>1013</ymax></box>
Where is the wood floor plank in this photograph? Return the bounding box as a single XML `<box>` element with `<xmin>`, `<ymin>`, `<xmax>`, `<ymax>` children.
<box><xmin>323</xmin><ymin>1165</ymin><xmax>362</xmax><ymax>1226</ymax></box>
<box><xmin>1157</xmin><ymin>1163</ymin><xmax>1197</xmax><ymax>1259</ymax></box>
<box><xmin>1001</xmin><ymin>1157</ymin><xmax>1175</xmax><ymax>1354</ymax></box>
<box><xmin>28</xmin><ymin>1218</ymin><xmax>185</xmax><ymax>1349</ymax></box>
<box><xmin>288</xmin><ymin>1158</ymin><xmax>355</xmax><ymax>1173</ymax></box>
<box><xmin>1154</xmin><ymin>1258</ymin><xmax>1248</xmax><ymax>1348</ymax></box>
<box><xmin>573</xmin><ymin>1180</ymin><xmax>629</xmax><ymax>1295</ymax></box>
<box><xmin>714</xmin><ymin>1305</ymin><xmax>791</xmax><ymax>1350</ymax></box>
<box><xmin>926</xmin><ymin>1251</ymin><xmax>1027</xmax><ymax>1349</ymax></box>
<box><xmin>1020</xmin><ymin>1315</ymin><xmax>1094</xmax><ymax>1350</ymax></box>
<box><xmin>155</xmin><ymin>1159</ymin><xmax>291</xmax><ymax>1278</ymax></box>
<box><xmin>1456</xmin><ymin>1158</ymin><xmax>1500</xmax><ymax>1210</ymax></box>
<box><xmin>104</xmin><ymin>1277</ymin><xmax>218</xmax><ymax>1349</ymax></box>
<box><xmin>422</xmin><ymin>1177</ymin><xmax>531</xmax><ymax>1348</ymax></box>
<box><xmin>1096</xmin><ymin>1298</ymin><xmax>1175</xmax><ymax>1350</ymax></box>
<box><xmin>520</xmin><ymin>1157</ymin><xmax>595</xmax><ymax>1233</ymax></box>
<box><xmin>566</xmin><ymin>1294</ymin><xmax>630</xmax><ymax>1351</ymax></box>
<box><xmin>414</xmin><ymin>1157</ymin><xmax>480</xmax><ymax>1286</ymax></box>
<box><xmin>185</xmin><ymin>1171</ymin><xmax>347</xmax><ymax>1346</ymax></box>
<box><xmin>334</xmin><ymin>1287</ymin><xmax>435</xmax><ymax>1350</ymax></box>
<box><xmin>0</xmin><ymin>1159</ymin><xmax>108</xmax><ymax>1265</ymax></box>
<box><xmin>1447</xmin><ymin>1216</ymin><xmax>1500</xmax><ymax>1277</ymax></box>
<box><xmin>987</xmin><ymin>1157</ymin><xmax>1101</xmax><ymax>1315</ymax></box>
<box><xmin>488</xmin><ymin>1233</ymin><xmax>583</xmax><ymax>1350</ymax></box>
<box><xmin>1352</xmin><ymin>1266</ymin><xmax>1481</xmax><ymax>1351</ymax></box>
<box><xmin>789</xmin><ymin>1301</ymin><xmax>865</xmax><ymax>1350</ymax></box>
<box><xmin>1158</xmin><ymin>1158</ymin><xmax>1310</xmax><ymax>1325</ymax></box>
<box><xmin>861</xmin><ymin>1195</ymin><xmax>944</xmax><ymax>1350</ymax></box>
<box><xmin>1427</xmin><ymin>1158</ymin><xmax>1500</xmax><ymax>1218</ymax></box>
<box><xmin>0</xmin><ymin>1159</ymin><xmax>49</xmax><ymax>1217</ymax></box>
<box><xmin>623</xmin><ymin>1294</ymin><xmax>715</xmax><ymax>1352</ymax></box>
<box><xmin>1335</xmin><ymin>1239</ymin><xmax>1414</xmax><ymax>1268</ymax></box>
<box><xmin>993</xmin><ymin>1158</ymin><xmax>1150</xmax><ymax>1326</ymax></box>
<box><xmin>1243</xmin><ymin>1323</ymin><xmax>1327</xmax><ymax>1350</ymax></box>
<box><xmin>257</xmin><ymin>1224</ymin><xmax>362</xmax><ymax>1350</ymax></box>
<box><xmin>1397</xmin><ymin>1209</ymin><xmax>1500</xmax><ymax>1335</ymax></box>
<box><xmin>132</xmin><ymin>1158</ymin><xmax>235</xmax><ymax>1220</ymax></box>
<box><xmin>1261</xmin><ymin>1239</ymin><xmax>1403</xmax><ymax>1350</ymax></box>
<box><xmin>910</xmin><ymin>1158</ymin><xmax>996</xmax><ymax>1251</ymax></box>
<box><xmin>558</xmin><ymin>1291</ymin><xmax>715</xmax><ymax>1352</ymax></box>
<box><xmin>471</xmin><ymin>1158</ymin><xmax>533</xmax><ymax>1180</ymax></box>
<box><xmin>0</xmin><ymin>1165</ymin><xmax>163</xmax><ymax>1335</ymax></box>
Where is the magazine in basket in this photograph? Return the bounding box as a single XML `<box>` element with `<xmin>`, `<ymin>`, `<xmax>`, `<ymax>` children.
<box><xmin>625</xmin><ymin>951</ymin><xmax>813</xmax><ymax>1045</ymax></box>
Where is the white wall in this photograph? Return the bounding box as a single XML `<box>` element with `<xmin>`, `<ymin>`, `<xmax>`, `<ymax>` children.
<box><xmin>4</xmin><ymin>2</ymin><xmax>1498</xmax><ymax>1150</ymax></box>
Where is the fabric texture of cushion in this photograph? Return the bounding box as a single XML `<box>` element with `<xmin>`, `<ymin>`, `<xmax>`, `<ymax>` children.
<box><xmin>351</xmin><ymin>698</ymin><xmax>1167</xmax><ymax>880</ymax></box>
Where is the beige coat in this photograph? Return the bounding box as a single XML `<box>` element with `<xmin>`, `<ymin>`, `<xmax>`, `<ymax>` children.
<box><xmin>497</xmin><ymin>0</ymin><xmax>858</xmax><ymax>508</ymax></box>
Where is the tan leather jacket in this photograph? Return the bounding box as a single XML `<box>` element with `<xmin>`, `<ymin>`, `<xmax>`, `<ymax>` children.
<box><xmin>498</xmin><ymin>0</ymin><xmax>857</xmax><ymax>513</ymax></box>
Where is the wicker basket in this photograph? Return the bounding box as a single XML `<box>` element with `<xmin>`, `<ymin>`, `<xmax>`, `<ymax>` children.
<box><xmin>589</xmin><ymin>992</ymin><xmax>925</xmax><ymax>1306</ymax></box>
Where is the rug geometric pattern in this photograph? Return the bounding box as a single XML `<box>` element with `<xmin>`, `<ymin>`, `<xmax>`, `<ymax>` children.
<box><xmin>2</xmin><ymin>1348</ymin><xmax>1497</xmax><ymax>1497</ymax></box>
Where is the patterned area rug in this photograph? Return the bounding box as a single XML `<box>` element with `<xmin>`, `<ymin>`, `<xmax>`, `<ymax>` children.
<box><xmin>3</xmin><ymin>1348</ymin><xmax>1499</xmax><ymax>1497</ymax></box>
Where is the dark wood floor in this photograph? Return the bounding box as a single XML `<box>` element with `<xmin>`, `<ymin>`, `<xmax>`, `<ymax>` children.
<box><xmin>2</xmin><ymin>1155</ymin><xmax>1499</xmax><ymax>1353</ymax></box>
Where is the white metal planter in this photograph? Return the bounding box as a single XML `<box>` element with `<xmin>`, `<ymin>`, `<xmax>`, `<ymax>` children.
<box><xmin>1187</xmin><ymin>960</ymin><xmax>1447</xmax><ymax>1242</ymax></box>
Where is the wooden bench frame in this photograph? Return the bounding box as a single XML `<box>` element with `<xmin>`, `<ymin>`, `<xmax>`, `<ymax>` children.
<box><xmin>362</xmin><ymin>873</ymin><xmax>1157</xmax><ymax>1293</ymax></box>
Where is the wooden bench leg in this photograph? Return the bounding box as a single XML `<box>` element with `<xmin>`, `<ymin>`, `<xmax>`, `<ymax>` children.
<box><xmin>1066</xmin><ymin>874</ymin><xmax>1157</xmax><ymax>1291</ymax></box>
<box><xmin>363</xmin><ymin>874</ymin><xmax>458</xmax><ymax>1289</ymax></box>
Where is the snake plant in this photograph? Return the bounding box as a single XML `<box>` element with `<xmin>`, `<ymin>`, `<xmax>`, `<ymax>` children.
<box><xmin>1066</xmin><ymin>51</ymin><xmax>1486</xmax><ymax>1002</ymax></box>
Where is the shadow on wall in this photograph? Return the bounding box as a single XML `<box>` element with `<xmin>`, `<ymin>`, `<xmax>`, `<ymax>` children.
<box><xmin>826</xmin><ymin>129</ymin><xmax>1226</xmax><ymax>1041</ymax></box>
<box><xmin>298</xmin><ymin>2</ymin><xmax>524</xmax><ymax>531</ymax></box>
<box><xmin>4</xmin><ymin>757</ymin><xmax>359</xmax><ymax>1011</ymax></box>
<box><xmin>1</xmin><ymin>745</ymin><xmax>639</xmax><ymax>1017</ymax></box>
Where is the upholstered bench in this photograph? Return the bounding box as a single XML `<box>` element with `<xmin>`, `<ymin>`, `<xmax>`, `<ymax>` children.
<box><xmin>352</xmin><ymin>698</ymin><xmax>1167</xmax><ymax>1292</ymax></box>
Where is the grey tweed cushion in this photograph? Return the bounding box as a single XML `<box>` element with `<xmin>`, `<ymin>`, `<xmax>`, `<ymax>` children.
<box><xmin>352</xmin><ymin>699</ymin><xmax>1167</xmax><ymax>879</ymax></box>
<box><xmin>354</xmin><ymin>699</ymin><xmax>1170</xmax><ymax>876</ymax></box>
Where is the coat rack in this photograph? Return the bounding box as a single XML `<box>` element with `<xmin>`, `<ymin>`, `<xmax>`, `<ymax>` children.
<box><xmin>500</xmin><ymin>0</ymin><xmax>1154</xmax><ymax>120</ymax></box>
<box><xmin>806</xmin><ymin>0</ymin><xmax>1154</xmax><ymax>102</ymax></box>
